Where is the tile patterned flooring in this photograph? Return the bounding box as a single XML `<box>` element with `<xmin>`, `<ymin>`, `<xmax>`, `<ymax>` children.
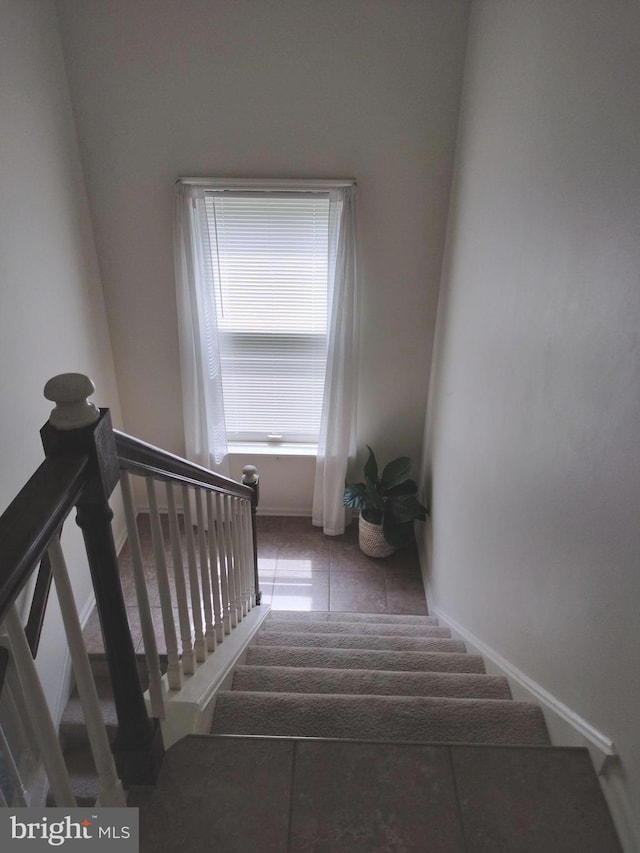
<box><xmin>255</xmin><ymin>515</ymin><xmax>427</xmax><ymax>615</ymax></box>
<box><xmin>83</xmin><ymin>514</ymin><xmax>427</xmax><ymax>654</ymax></box>
<box><xmin>93</xmin><ymin>516</ymin><xmax>622</xmax><ymax>852</ymax></box>
<box><xmin>140</xmin><ymin>736</ymin><xmax>622</xmax><ymax>853</ymax></box>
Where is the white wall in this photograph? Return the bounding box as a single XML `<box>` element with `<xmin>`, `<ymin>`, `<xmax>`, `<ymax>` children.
<box><xmin>56</xmin><ymin>0</ymin><xmax>470</xmax><ymax>512</ymax></box>
<box><xmin>423</xmin><ymin>0</ymin><xmax>640</xmax><ymax>838</ymax></box>
<box><xmin>0</xmin><ymin>0</ymin><xmax>124</xmax><ymax>715</ymax></box>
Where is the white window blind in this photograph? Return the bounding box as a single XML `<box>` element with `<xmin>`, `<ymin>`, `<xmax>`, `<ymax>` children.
<box><xmin>202</xmin><ymin>191</ymin><xmax>330</xmax><ymax>443</ymax></box>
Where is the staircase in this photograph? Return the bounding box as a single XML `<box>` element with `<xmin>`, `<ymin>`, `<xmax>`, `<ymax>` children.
<box><xmin>58</xmin><ymin>609</ymin><xmax>622</xmax><ymax>851</ymax></box>
<box><xmin>57</xmin><ymin>656</ymin><xmax>165</xmax><ymax>806</ymax></box>
<box><xmin>3</xmin><ymin>378</ymin><xmax>623</xmax><ymax>848</ymax></box>
<box><xmin>212</xmin><ymin>610</ymin><xmax>550</xmax><ymax>745</ymax></box>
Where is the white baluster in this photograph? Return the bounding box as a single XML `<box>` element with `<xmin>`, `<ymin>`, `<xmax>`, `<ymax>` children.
<box><xmin>228</xmin><ymin>498</ymin><xmax>243</xmax><ymax>619</ymax></box>
<box><xmin>241</xmin><ymin>465</ymin><xmax>259</xmax><ymax>607</ymax></box>
<box><xmin>223</xmin><ymin>494</ymin><xmax>240</xmax><ymax>628</ymax></box>
<box><xmin>182</xmin><ymin>486</ymin><xmax>207</xmax><ymax>662</ymax></box>
<box><xmin>47</xmin><ymin>538</ymin><xmax>125</xmax><ymax>806</ymax></box>
<box><xmin>120</xmin><ymin>472</ymin><xmax>165</xmax><ymax>717</ymax></box>
<box><xmin>166</xmin><ymin>483</ymin><xmax>195</xmax><ymax>675</ymax></box>
<box><xmin>231</xmin><ymin>498</ymin><xmax>249</xmax><ymax>619</ymax></box>
<box><xmin>195</xmin><ymin>490</ymin><xmax>216</xmax><ymax>653</ymax></box>
<box><xmin>206</xmin><ymin>492</ymin><xmax>224</xmax><ymax>643</ymax></box>
<box><xmin>3</xmin><ymin>676</ymin><xmax>41</xmax><ymax>798</ymax></box>
<box><xmin>214</xmin><ymin>491</ymin><xmax>232</xmax><ymax>635</ymax></box>
<box><xmin>241</xmin><ymin>500</ymin><xmax>252</xmax><ymax>613</ymax></box>
<box><xmin>3</xmin><ymin>605</ymin><xmax>76</xmax><ymax>806</ymax></box>
<box><xmin>146</xmin><ymin>480</ymin><xmax>184</xmax><ymax>690</ymax></box>
<box><xmin>0</xmin><ymin>722</ymin><xmax>29</xmax><ymax>806</ymax></box>
<box><xmin>235</xmin><ymin>499</ymin><xmax>246</xmax><ymax>621</ymax></box>
<box><xmin>241</xmin><ymin>499</ymin><xmax>256</xmax><ymax>609</ymax></box>
<box><xmin>236</xmin><ymin>500</ymin><xmax>247</xmax><ymax>614</ymax></box>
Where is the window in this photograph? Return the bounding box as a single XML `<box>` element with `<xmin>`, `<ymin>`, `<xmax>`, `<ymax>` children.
<box><xmin>175</xmin><ymin>177</ymin><xmax>357</xmax><ymax>527</ymax></box>
<box><xmin>201</xmin><ymin>190</ymin><xmax>330</xmax><ymax>445</ymax></box>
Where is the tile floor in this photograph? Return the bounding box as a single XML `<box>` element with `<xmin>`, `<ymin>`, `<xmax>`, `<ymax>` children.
<box><xmin>91</xmin><ymin>517</ymin><xmax>623</xmax><ymax>852</ymax></box>
<box><xmin>139</xmin><ymin>736</ymin><xmax>623</xmax><ymax>853</ymax></box>
<box><xmin>83</xmin><ymin>514</ymin><xmax>427</xmax><ymax>654</ymax></box>
<box><xmin>255</xmin><ymin>515</ymin><xmax>427</xmax><ymax>615</ymax></box>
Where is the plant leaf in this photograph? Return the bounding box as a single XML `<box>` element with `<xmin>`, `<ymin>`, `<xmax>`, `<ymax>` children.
<box><xmin>384</xmin><ymin>478</ymin><xmax>418</xmax><ymax>497</ymax></box>
<box><xmin>363</xmin><ymin>446</ymin><xmax>378</xmax><ymax>486</ymax></box>
<box><xmin>380</xmin><ymin>456</ymin><xmax>412</xmax><ymax>491</ymax></box>
<box><xmin>343</xmin><ymin>482</ymin><xmax>367</xmax><ymax>509</ymax></box>
<box><xmin>386</xmin><ymin>494</ymin><xmax>427</xmax><ymax>524</ymax></box>
<box><xmin>365</xmin><ymin>481</ymin><xmax>385</xmax><ymax>513</ymax></box>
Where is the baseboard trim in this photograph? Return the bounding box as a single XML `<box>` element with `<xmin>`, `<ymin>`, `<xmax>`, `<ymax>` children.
<box><xmin>599</xmin><ymin>768</ymin><xmax>640</xmax><ymax>853</ymax></box>
<box><xmin>428</xmin><ymin>602</ymin><xmax>638</xmax><ymax>852</ymax></box>
<box><xmin>416</xmin><ymin>515</ymin><xmax>614</xmax><ymax>764</ymax></box>
<box><xmin>432</xmin><ymin>605</ymin><xmax>615</xmax><ymax>764</ymax></box>
<box><xmin>256</xmin><ymin>508</ymin><xmax>312</xmax><ymax>517</ymax></box>
<box><xmin>417</xmin><ymin>517</ymin><xmax>638</xmax><ymax>851</ymax></box>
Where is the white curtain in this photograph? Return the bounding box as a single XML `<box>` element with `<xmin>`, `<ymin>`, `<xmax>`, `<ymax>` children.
<box><xmin>174</xmin><ymin>184</ymin><xmax>230</xmax><ymax>475</ymax></box>
<box><xmin>312</xmin><ymin>185</ymin><xmax>359</xmax><ymax>535</ymax></box>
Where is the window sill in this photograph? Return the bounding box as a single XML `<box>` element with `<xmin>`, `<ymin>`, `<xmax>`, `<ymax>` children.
<box><xmin>227</xmin><ymin>442</ymin><xmax>317</xmax><ymax>458</ymax></box>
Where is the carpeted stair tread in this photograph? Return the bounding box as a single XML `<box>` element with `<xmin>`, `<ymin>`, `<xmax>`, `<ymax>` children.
<box><xmin>47</xmin><ymin>746</ymin><xmax>99</xmax><ymax>807</ymax></box>
<box><xmin>59</xmin><ymin>675</ymin><xmax>118</xmax><ymax>747</ymax></box>
<box><xmin>253</xmin><ymin>631</ymin><xmax>466</xmax><ymax>654</ymax></box>
<box><xmin>85</xmin><ymin>653</ymin><xmax>166</xmax><ymax>689</ymax></box>
<box><xmin>211</xmin><ymin>691</ymin><xmax>550</xmax><ymax>746</ymax></box>
<box><xmin>245</xmin><ymin>644</ymin><xmax>486</xmax><ymax>673</ymax></box>
<box><xmin>262</xmin><ymin>620</ymin><xmax>451</xmax><ymax>638</ymax></box>
<box><xmin>232</xmin><ymin>665</ymin><xmax>512</xmax><ymax>700</ymax></box>
<box><xmin>268</xmin><ymin>611</ymin><xmax>438</xmax><ymax>626</ymax></box>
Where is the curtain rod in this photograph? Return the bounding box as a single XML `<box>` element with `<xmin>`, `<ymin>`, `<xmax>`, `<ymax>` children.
<box><xmin>177</xmin><ymin>177</ymin><xmax>356</xmax><ymax>190</ymax></box>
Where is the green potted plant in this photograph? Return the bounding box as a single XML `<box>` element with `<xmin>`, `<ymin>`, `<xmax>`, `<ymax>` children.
<box><xmin>343</xmin><ymin>446</ymin><xmax>427</xmax><ymax>557</ymax></box>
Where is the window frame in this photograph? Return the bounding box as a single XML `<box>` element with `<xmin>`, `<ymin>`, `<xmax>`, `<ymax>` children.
<box><xmin>193</xmin><ymin>180</ymin><xmax>352</xmax><ymax>446</ymax></box>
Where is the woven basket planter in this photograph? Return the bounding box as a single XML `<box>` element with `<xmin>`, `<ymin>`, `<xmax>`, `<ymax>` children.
<box><xmin>359</xmin><ymin>515</ymin><xmax>395</xmax><ymax>558</ymax></box>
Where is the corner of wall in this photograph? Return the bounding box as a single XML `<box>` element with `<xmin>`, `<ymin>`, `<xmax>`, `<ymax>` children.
<box><xmin>420</xmin><ymin>576</ymin><xmax>640</xmax><ymax>853</ymax></box>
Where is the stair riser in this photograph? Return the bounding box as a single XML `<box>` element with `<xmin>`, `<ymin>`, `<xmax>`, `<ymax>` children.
<box><xmin>246</xmin><ymin>646</ymin><xmax>486</xmax><ymax>674</ymax></box>
<box><xmin>85</xmin><ymin>654</ymin><xmax>166</xmax><ymax>689</ymax></box>
<box><xmin>212</xmin><ymin>693</ymin><xmax>550</xmax><ymax>746</ymax></box>
<box><xmin>263</xmin><ymin>621</ymin><xmax>450</xmax><ymax>638</ymax></box>
<box><xmin>254</xmin><ymin>633</ymin><xmax>466</xmax><ymax>654</ymax></box>
<box><xmin>60</xmin><ymin>721</ymin><xmax>117</xmax><ymax>749</ymax></box>
<box><xmin>47</xmin><ymin>747</ymin><xmax>100</xmax><ymax>807</ymax></box>
<box><xmin>267</xmin><ymin>612</ymin><xmax>439</xmax><ymax>626</ymax></box>
<box><xmin>232</xmin><ymin>666</ymin><xmax>512</xmax><ymax>700</ymax></box>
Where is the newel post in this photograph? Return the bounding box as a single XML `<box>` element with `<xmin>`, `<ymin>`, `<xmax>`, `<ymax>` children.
<box><xmin>41</xmin><ymin>373</ymin><xmax>162</xmax><ymax>786</ymax></box>
<box><xmin>241</xmin><ymin>464</ymin><xmax>261</xmax><ymax>605</ymax></box>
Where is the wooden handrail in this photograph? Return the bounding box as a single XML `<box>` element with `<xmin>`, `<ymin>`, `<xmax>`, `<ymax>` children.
<box><xmin>115</xmin><ymin>428</ymin><xmax>262</xmax><ymax>604</ymax></box>
<box><xmin>114</xmin><ymin>430</ymin><xmax>253</xmax><ymax>501</ymax></box>
<box><xmin>0</xmin><ymin>455</ymin><xmax>89</xmax><ymax>623</ymax></box>
<box><xmin>0</xmin><ymin>376</ymin><xmax>164</xmax><ymax>789</ymax></box>
<box><xmin>0</xmin><ymin>378</ymin><xmax>258</xmax><ymax>793</ymax></box>
<box><xmin>25</xmin><ymin>550</ymin><xmax>54</xmax><ymax>658</ymax></box>
<box><xmin>41</xmin><ymin>405</ymin><xmax>162</xmax><ymax>786</ymax></box>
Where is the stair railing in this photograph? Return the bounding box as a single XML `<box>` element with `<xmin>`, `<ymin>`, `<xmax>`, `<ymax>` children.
<box><xmin>113</xmin><ymin>428</ymin><xmax>261</xmax><ymax>725</ymax></box>
<box><xmin>0</xmin><ymin>372</ymin><xmax>262</xmax><ymax>800</ymax></box>
<box><xmin>0</xmin><ymin>374</ymin><xmax>137</xmax><ymax>805</ymax></box>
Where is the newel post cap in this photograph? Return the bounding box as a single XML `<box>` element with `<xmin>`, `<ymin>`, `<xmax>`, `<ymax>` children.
<box><xmin>44</xmin><ymin>373</ymin><xmax>100</xmax><ymax>430</ymax></box>
<box><xmin>242</xmin><ymin>464</ymin><xmax>259</xmax><ymax>485</ymax></box>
